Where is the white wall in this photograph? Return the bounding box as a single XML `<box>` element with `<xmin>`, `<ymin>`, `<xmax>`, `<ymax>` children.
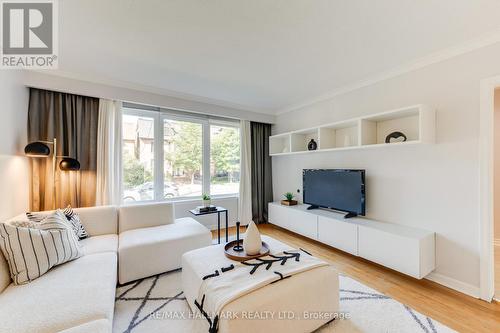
<box><xmin>494</xmin><ymin>89</ymin><xmax>500</xmax><ymax>242</ymax></box>
<box><xmin>25</xmin><ymin>71</ymin><xmax>275</xmax><ymax>124</ymax></box>
<box><xmin>0</xmin><ymin>71</ymin><xmax>30</xmax><ymax>221</ymax></box>
<box><xmin>272</xmin><ymin>42</ymin><xmax>500</xmax><ymax>295</ymax></box>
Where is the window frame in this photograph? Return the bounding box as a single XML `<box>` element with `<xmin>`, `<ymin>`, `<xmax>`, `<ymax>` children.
<box><xmin>208</xmin><ymin>120</ymin><xmax>241</xmax><ymax>197</ymax></box>
<box><xmin>122</xmin><ymin>107</ymin><xmax>240</xmax><ymax>204</ymax></box>
<box><xmin>122</xmin><ymin>108</ymin><xmax>159</xmax><ymax>204</ymax></box>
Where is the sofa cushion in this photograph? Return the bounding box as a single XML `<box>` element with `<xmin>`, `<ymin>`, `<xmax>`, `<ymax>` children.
<box><xmin>0</xmin><ymin>252</ymin><xmax>117</xmax><ymax>333</ymax></box>
<box><xmin>0</xmin><ymin>210</ymin><xmax>83</xmax><ymax>285</ymax></box>
<box><xmin>10</xmin><ymin>206</ymin><xmax>118</xmax><ymax>238</ymax></box>
<box><xmin>0</xmin><ymin>253</ymin><xmax>10</xmax><ymax>293</ymax></box>
<box><xmin>119</xmin><ymin>202</ymin><xmax>175</xmax><ymax>233</ymax></box>
<box><xmin>118</xmin><ymin>217</ymin><xmax>211</xmax><ymax>284</ymax></box>
<box><xmin>80</xmin><ymin>234</ymin><xmax>118</xmax><ymax>255</ymax></box>
<box><xmin>27</xmin><ymin>206</ymin><xmax>90</xmax><ymax>240</ymax></box>
<box><xmin>59</xmin><ymin>319</ymin><xmax>110</xmax><ymax>333</ymax></box>
<box><xmin>73</xmin><ymin>206</ymin><xmax>118</xmax><ymax>236</ymax></box>
<box><xmin>1</xmin><ymin>216</ymin><xmax>29</xmax><ymax>291</ymax></box>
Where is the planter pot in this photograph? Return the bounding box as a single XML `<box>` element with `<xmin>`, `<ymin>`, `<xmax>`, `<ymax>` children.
<box><xmin>281</xmin><ymin>200</ymin><xmax>298</xmax><ymax>206</ymax></box>
<box><xmin>203</xmin><ymin>199</ymin><xmax>211</xmax><ymax>207</ymax></box>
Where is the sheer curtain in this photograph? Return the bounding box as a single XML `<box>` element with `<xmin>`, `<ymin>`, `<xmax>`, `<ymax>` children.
<box><xmin>238</xmin><ymin>120</ymin><xmax>253</xmax><ymax>225</ymax></box>
<box><xmin>95</xmin><ymin>99</ymin><xmax>123</xmax><ymax>206</ymax></box>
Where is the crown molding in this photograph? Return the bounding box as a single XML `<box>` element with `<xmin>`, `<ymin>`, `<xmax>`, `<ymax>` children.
<box><xmin>28</xmin><ymin>28</ymin><xmax>500</xmax><ymax>118</ymax></box>
<box><xmin>275</xmin><ymin>29</ymin><xmax>500</xmax><ymax>115</ymax></box>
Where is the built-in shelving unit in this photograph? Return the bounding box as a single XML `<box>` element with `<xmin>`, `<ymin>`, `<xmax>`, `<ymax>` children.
<box><xmin>270</xmin><ymin>104</ymin><xmax>435</xmax><ymax>156</ymax></box>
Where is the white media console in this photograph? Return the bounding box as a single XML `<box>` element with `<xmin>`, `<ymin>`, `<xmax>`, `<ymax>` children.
<box><xmin>268</xmin><ymin>202</ymin><xmax>435</xmax><ymax>279</ymax></box>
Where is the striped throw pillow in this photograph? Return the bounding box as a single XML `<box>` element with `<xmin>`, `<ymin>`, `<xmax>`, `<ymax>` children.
<box><xmin>0</xmin><ymin>210</ymin><xmax>83</xmax><ymax>285</ymax></box>
<box><xmin>62</xmin><ymin>206</ymin><xmax>89</xmax><ymax>240</ymax></box>
<box><xmin>27</xmin><ymin>205</ymin><xmax>89</xmax><ymax>240</ymax></box>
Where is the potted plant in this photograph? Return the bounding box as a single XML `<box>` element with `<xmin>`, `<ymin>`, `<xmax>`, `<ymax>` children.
<box><xmin>202</xmin><ymin>194</ymin><xmax>211</xmax><ymax>207</ymax></box>
<box><xmin>281</xmin><ymin>192</ymin><xmax>298</xmax><ymax>206</ymax></box>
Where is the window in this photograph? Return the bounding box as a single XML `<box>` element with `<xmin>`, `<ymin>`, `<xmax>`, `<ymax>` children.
<box><xmin>164</xmin><ymin>118</ymin><xmax>203</xmax><ymax>198</ymax></box>
<box><xmin>122</xmin><ymin>114</ymin><xmax>155</xmax><ymax>203</ymax></box>
<box><xmin>210</xmin><ymin>124</ymin><xmax>240</xmax><ymax>195</ymax></box>
<box><xmin>121</xmin><ymin>106</ymin><xmax>240</xmax><ymax>203</ymax></box>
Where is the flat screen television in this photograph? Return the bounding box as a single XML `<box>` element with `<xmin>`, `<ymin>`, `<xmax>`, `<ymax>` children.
<box><xmin>303</xmin><ymin>169</ymin><xmax>366</xmax><ymax>218</ymax></box>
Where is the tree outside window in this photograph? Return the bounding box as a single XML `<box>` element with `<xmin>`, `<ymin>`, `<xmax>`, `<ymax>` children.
<box><xmin>210</xmin><ymin>125</ymin><xmax>240</xmax><ymax>195</ymax></box>
<box><xmin>164</xmin><ymin>120</ymin><xmax>202</xmax><ymax>198</ymax></box>
<box><xmin>121</xmin><ymin>108</ymin><xmax>240</xmax><ymax>202</ymax></box>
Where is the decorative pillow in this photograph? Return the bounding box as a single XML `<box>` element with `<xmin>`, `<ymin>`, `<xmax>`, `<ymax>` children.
<box><xmin>10</xmin><ymin>220</ymin><xmax>36</xmax><ymax>228</ymax></box>
<box><xmin>25</xmin><ymin>211</ymin><xmax>46</xmax><ymax>223</ymax></box>
<box><xmin>0</xmin><ymin>210</ymin><xmax>83</xmax><ymax>285</ymax></box>
<box><xmin>27</xmin><ymin>205</ymin><xmax>89</xmax><ymax>240</ymax></box>
<box><xmin>62</xmin><ymin>206</ymin><xmax>89</xmax><ymax>240</ymax></box>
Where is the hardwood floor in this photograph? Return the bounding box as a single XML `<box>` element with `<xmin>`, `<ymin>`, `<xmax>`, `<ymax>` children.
<box><xmin>212</xmin><ymin>224</ymin><xmax>500</xmax><ymax>333</ymax></box>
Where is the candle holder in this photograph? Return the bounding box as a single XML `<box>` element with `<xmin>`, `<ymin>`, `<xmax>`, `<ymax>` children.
<box><xmin>232</xmin><ymin>221</ymin><xmax>244</xmax><ymax>252</ymax></box>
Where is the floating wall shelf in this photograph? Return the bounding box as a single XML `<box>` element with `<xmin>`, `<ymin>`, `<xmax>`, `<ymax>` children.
<box><xmin>269</xmin><ymin>104</ymin><xmax>435</xmax><ymax>156</ymax></box>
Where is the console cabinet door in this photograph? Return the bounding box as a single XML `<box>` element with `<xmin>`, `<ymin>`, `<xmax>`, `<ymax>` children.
<box><xmin>317</xmin><ymin>216</ymin><xmax>358</xmax><ymax>255</ymax></box>
<box><xmin>358</xmin><ymin>225</ymin><xmax>420</xmax><ymax>278</ymax></box>
<box><xmin>288</xmin><ymin>210</ymin><xmax>318</xmax><ymax>240</ymax></box>
<box><xmin>268</xmin><ymin>204</ymin><xmax>289</xmax><ymax>230</ymax></box>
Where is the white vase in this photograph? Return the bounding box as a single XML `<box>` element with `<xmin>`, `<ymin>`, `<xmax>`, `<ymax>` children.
<box><xmin>203</xmin><ymin>199</ymin><xmax>211</xmax><ymax>207</ymax></box>
<box><xmin>243</xmin><ymin>221</ymin><xmax>262</xmax><ymax>255</ymax></box>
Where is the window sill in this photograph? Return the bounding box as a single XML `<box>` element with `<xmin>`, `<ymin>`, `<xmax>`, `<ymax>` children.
<box><xmin>122</xmin><ymin>194</ymin><xmax>239</xmax><ymax>206</ymax></box>
<box><xmin>166</xmin><ymin>194</ymin><xmax>239</xmax><ymax>204</ymax></box>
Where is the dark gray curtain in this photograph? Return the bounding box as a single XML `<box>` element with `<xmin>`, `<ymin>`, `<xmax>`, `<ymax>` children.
<box><xmin>28</xmin><ymin>88</ymin><xmax>99</xmax><ymax>211</ymax></box>
<box><xmin>250</xmin><ymin>122</ymin><xmax>273</xmax><ymax>223</ymax></box>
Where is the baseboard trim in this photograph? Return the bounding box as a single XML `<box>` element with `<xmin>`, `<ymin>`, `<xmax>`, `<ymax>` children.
<box><xmin>425</xmin><ymin>272</ymin><xmax>480</xmax><ymax>299</ymax></box>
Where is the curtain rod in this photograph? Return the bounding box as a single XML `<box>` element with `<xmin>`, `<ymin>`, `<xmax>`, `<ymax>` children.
<box><xmin>123</xmin><ymin>102</ymin><xmax>240</xmax><ymax>124</ymax></box>
<box><xmin>26</xmin><ymin>86</ymin><xmax>243</xmax><ymax>124</ymax></box>
<box><xmin>26</xmin><ymin>85</ymin><xmax>99</xmax><ymax>100</ymax></box>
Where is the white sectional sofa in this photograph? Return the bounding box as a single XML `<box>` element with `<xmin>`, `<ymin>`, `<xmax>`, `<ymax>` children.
<box><xmin>117</xmin><ymin>202</ymin><xmax>212</xmax><ymax>284</ymax></box>
<box><xmin>0</xmin><ymin>202</ymin><xmax>212</xmax><ymax>333</ymax></box>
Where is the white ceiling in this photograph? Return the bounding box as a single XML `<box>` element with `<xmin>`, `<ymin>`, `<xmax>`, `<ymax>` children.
<box><xmin>58</xmin><ymin>0</ymin><xmax>500</xmax><ymax>114</ymax></box>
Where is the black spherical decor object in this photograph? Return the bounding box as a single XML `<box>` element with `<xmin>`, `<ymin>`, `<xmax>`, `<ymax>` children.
<box><xmin>385</xmin><ymin>131</ymin><xmax>407</xmax><ymax>144</ymax></box>
<box><xmin>307</xmin><ymin>139</ymin><xmax>318</xmax><ymax>150</ymax></box>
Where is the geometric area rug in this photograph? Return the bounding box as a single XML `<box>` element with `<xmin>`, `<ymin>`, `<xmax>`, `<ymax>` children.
<box><xmin>113</xmin><ymin>269</ymin><xmax>456</xmax><ymax>333</ymax></box>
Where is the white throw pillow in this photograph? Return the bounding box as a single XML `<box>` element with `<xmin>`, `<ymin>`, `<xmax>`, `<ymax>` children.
<box><xmin>0</xmin><ymin>210</ymin><xmax>83</xmax><ymax>285</ymax></box>
<box><xmin>26</xmin><ymin>205</ymin><xmax>89</xmax><ymax>240</ymax></box>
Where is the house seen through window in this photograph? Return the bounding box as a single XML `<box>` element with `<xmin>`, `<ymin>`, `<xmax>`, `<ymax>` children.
<box><xmin>122</xmin><ymin>107</ymin><xmax>240</xmax><ymax>203</ymax></box>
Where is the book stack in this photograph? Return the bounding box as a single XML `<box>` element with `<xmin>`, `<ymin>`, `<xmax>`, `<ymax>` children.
<box><xmin>197</xmin><ymin>205</ymin><xmax>217</xmax><ymax>213</ymax></box>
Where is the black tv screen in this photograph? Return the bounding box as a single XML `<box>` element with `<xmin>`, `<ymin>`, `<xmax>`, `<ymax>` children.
<box><xmin>303</xmin><ymin>169</ymin><xmax>366</xmax><ymax>216</ymax></box>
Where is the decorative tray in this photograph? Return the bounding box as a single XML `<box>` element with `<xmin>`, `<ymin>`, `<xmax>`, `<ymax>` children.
<box><xmin>224</xmin><ymin>240</ymin><xmax>270</xmax><ymax>262</ymax></box>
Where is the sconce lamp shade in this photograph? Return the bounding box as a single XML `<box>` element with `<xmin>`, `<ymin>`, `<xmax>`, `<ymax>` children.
<box><xmin>25</xmin><ymin>140</ymin><xmax>80</xmax><ymax>171</ymax></box>
<box><xmin>59</xmin><ymin>158</ymin><xmax>81</xmax><ymax>171</ymax></box>
<box><xmin>24</xmin><ymin>142</ymin><xmax>50</xmax><ymax>157</ymax></box>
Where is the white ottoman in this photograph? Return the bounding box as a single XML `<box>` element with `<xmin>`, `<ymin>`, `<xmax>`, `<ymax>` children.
<box><xmin>182</xmin><ymin>235</ymin><xmax>339</xmax><ymax>333</ymax></box>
